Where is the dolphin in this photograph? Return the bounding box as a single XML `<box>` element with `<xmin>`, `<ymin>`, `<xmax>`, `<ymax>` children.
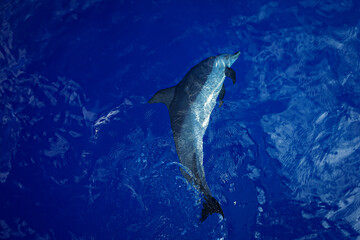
<box><xmin>149</xmin><ymin>51</ymin><xmax>240</xmax><ymax>221</ymax></box>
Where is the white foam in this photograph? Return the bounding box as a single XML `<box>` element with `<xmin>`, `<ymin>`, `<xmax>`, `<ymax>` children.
<box><xmin>315</xmin><ymin>112</ymin><xmax>328</xmax><ymax>124</ymax></box>
<box><xmin>325</xmin><ymin>137</ymin><xmax>360</xmax><ymax>164</ymax></box>
<box><xmin>256</xmin><ymin>187</ymin><xmax>266</xmax><ymax>205</ymax></box>
<box><xmin>322</xmin><ymin>220</ymin><xmax>330</xmax><ymax>229</ymax></box>
<box><xmin>247</xmin><ymin>165</ymin><xmax>260</xmax><ymax>180</ymax></box>
<box><xmin>94</xmin><ymin>109</ymin><xmax>120</xmax><ymax>127</ymax></box>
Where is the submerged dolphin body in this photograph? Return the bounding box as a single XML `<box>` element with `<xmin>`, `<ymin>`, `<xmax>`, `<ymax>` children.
<box><xmin>149</xmin><ymin>52</ymin><xmax>240</xmax><ymax>221</ymax></box>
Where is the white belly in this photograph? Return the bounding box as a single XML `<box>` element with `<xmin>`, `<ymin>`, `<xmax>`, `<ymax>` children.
<box><xmin>191</xmin><ymin>69</ymin><xmax>225</xmax><ymax>131</ymax></box>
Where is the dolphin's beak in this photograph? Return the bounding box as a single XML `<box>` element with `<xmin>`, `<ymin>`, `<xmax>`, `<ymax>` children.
<box><xmin>229</xmin><ymin>51</ymin><xmax>241</xmax><ymax>66</ymax></box>
<box><xmin>233</xmin><ymin>51</ymin><xmax>241</xmax><ymax>59</ymax></box>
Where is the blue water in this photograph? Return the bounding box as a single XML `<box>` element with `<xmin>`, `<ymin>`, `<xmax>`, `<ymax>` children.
<box><xmin>1</xmin><ymin>0</ymin><xmax>360</xmax><ymax>239</ymax></box>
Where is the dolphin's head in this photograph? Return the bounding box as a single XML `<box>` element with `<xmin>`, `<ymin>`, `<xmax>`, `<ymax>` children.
<box><xmin>216</xmin><ymin>51</ymin><xmax>241</xmax><ymax>68</ymax></box>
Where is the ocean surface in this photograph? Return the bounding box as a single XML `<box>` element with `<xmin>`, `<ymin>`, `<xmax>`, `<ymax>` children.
<box><xmin>1</xmin><ymin>0</ymin><xmax>360</xmax><ymax>239</ymax></box>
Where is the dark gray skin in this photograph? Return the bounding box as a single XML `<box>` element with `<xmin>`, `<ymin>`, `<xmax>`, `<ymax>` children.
<box><xmin>149</xmin><ymin>52</ymin><xmax>240</xmax><ymax>221</ymax></box>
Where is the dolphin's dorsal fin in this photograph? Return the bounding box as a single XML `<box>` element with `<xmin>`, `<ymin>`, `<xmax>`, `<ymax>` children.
<box><xmin>148</xmin><ymin>86</ymin><xmax>175</xmax><ymax>109</ymax></box>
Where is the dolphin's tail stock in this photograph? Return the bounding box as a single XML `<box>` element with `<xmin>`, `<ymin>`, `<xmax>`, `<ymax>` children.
<box><xmin>200</xmin><ymin>195</ymin><xmax>224</xmax><ymax>222</ymax></box>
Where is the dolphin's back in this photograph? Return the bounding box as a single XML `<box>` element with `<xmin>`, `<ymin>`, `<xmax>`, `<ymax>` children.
<box><xmin>170</xmin><ymin>57</ymin><xmax>216</xmax><ymax>128</ymax></box>
<box><xmin>147</xmin><ymin>57</ymin><xmax>214</xmax><ymax>108</ymax></box>
<box><xmin>177</xmin><ymin>56</ymin><xmax>216</xmax><ymax>96</ymax></box>
<box><xmin>149</xmin><ymin>56</ymin><xmax>216</xmax><ymax>137</ymax></box>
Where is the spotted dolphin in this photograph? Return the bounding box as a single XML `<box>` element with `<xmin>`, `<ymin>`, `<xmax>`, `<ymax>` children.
<box><xmin>149</xmin><ymin>51</ymin><xmax>240</xmax><ymax>221</ymax></box>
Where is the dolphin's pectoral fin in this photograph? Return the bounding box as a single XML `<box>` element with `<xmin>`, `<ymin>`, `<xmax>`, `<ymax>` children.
<box><xmin>225</xmin><ymin>67</ymin><xmax>236</xmax><ymax>84</ymax></box>
<box><xmin>219</xmin><ymin>67</ymin><xmax>236</xmax><ymax>107</ymax></box>
<box><xmin>218</xmin><ymin>84</ymin><xmax>225</xmax><ymax>107</ymax></box>
<box><xmin>148</xmin><ymin>86</ymin><xmax>175</xmax><ymax>109</ymax></box>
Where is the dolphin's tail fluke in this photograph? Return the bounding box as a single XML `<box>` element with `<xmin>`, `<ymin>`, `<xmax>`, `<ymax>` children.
<box><xmin>200</xmin><ymin>195</ymin><xmax>224</xmax><ymax>222</ymax></box>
